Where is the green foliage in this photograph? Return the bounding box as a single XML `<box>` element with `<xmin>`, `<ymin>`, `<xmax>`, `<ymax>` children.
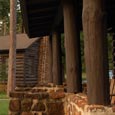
<box><xmin>0</xmin><ymin>0</ymin><xmax>22</xmax><ymax>35</ymax></box>
<box><xmin>0</xmin><ymin>0</ymin><xmax>10</xmax><ymax>20</ymax></box>
<box><xmin>0</xmin><ymin>63</ymin><xmax>8</xmax><ymax>82</ymax></box>
<box><xmin>0</xmin><ymin>0</ymin><xmax>10</xmax><ymax>35</ymax></box>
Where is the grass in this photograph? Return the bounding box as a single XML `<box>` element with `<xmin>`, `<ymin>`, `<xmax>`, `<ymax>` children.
<box><xmin>0</xmin><ymin>92</ymin><xmax>9</xmax><ymax>115</ymax></box>
<box><xmin>0</xmin><ymin>92</ymin><xmax>8</xmax><ymax>99</ymax></box>
<box><xmin>0</xmin><ymin>100</ymin><xmax>9</xmax><ymax>115</ymax></box>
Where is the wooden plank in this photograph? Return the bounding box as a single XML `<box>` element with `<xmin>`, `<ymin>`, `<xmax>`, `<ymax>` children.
<box><xmin>29</xmin><ymin>6</ymin><xmax>57</xmax><ymax>14</ymax></box>
<box><xmin>28</xmin><ymin>0</ymin><xmax>57</xmax><ymax>5</ymax></box>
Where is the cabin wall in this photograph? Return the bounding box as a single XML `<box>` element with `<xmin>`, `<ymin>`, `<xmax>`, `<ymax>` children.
<box><xmin>0</xmin><ymin>53</ymin><xmax>25</xmax><ymax>87</ymax></box>
<box><xmin>24</xmin><ymin>40</ymin><xmax>39</xmax><ymax>87</ymax></box>
<box><xmin>16</xmin><ymin>53</ymin><xmax>25</xmax><ymax>87</ymax></box>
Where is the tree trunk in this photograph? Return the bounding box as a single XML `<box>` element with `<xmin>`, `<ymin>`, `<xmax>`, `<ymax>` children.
<box><xmin>82</xmin><ymin>0</ymin><xmax>110</xmax><ymax>105</ymax></box>
<box><xmin>63</xmin><ymin>0</ymin><xmax>82</xmax><ymax>93</ymax></box>
<box><xmin>7</xmin><ymin>0</ymin><xmax>17</xmax><ymax>96</ymax></box>
<box><xmin>52</xmin><ymin>32</ymin><xmax>62</xmax><ymax>85</ymax></box>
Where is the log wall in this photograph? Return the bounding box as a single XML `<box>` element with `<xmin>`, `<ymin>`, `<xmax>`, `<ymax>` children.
<box><xmin>0</xmin><ymin>53</ymin><xmax>25</xmax><ymax>87</ymax></box>
<box><xmin>24</xmin><ymin>40</ymin><xmax>39</xmax><ymax>87</ymax></box>
<box><xmin>0</xmin><ymin>39</ymin><xmax>39</xmax><ymax>87</ymax></box>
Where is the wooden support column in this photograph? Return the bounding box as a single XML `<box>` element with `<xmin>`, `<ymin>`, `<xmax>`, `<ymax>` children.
<box><xmin>52</xmin><ymin>32</ymin><xmax>62</xmax><ymax>85</ymax></box>
<box><xmin>63</xmin><ymin>0</ymin><xmax>82</xmax><ymax>93</ymax></box>
<box><xmin>47</xmin><ymin>36</ymin><xmax>53</xmax><ymax>83</ymax></box>
<box><xmin>7</xmin><ymin>0</ymin><xmax>17</xmax><ymax>95</ymax></box>
<box><xmin>82</xmin><ymin>0</ymin><xmax>110</xmax><ymax>105</ymax></box>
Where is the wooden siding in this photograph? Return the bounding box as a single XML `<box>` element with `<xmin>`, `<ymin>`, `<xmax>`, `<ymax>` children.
<box><xmin>24</xmin><ymin>40</ymin><xmax>39</xmax><ymax>87</ymax></box>
<box><xmin>0</xmin><ymin>53</ymin><xmax>25</xmax><ymax>87</ymax></box>
<box><xmin>16</xmin><ymin>53</ymin><xmax>25</xmax><ymax>87</ymax></box>
<box><xmin>0</xmin><ymin>39</ymin><xmax>39</xmax><ymax>87</ymax></box>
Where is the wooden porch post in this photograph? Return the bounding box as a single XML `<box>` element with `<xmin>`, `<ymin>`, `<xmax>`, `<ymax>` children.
<box><xmin>52</xmin><ymin>31</ymin><xmax>62</xmax><ymax>85</ymax></box>
<box><xmin>82</xmin><ymin>0</ymin><xmax>110</xmax><ymax>105</ymax></box>
<box><xmin>47</xmin><ymin>36</ymin><xmax>53</xmax><ymax>83</ymax></box>
<box><xmin>63</xmin><ymin>0</ymin><xmax>82</xmax><ymax>93</ymax></box>
<box><xmin>7</xmin><ymin>0</ymin><xmax>17</xmax><ymax>95</ymax></box>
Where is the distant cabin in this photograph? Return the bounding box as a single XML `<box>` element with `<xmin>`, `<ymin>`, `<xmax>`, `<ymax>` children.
<box><xmin>0</xmin><ymin>34</ymin><xmax>39</xmax><ymax>87</ymax></box>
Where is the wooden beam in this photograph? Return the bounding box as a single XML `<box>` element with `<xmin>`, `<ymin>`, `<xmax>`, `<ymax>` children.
<box><xmin>29</xmin><ymin>15</ymin><xmax>54</xmax><ymax>21</ymax></box>
<box><xmin>29</xmin><ymin>21</ymin><xmax>53</xmax><ymax>27</ymax></box>
<box><xmin>27</xmin><ymin>0</ymin><xmax>57</xmax><ymax>5</ymax></box>
<box><xmin>29</xmin><ymin>32</ymin><xmax>50</xmax><ymax>38</ymax></box>
<box><xmin>28</xmin><ymin>10</ymin><xmax>56</xmax><ymax>16</ymax></box>
<box><xmin>7</xmin><ymin>0</ymin><xmax>17</xmax><ymax>96</ymax></box>
<box><xmin>27</xmin><ymin>1</ymin><xmax>59</xmax><ymax>9</ymax></box>
<box><xmin>82</xmin><ymin>0</ymin><xmax>110</xmax><ymax>105</ymax></box>
<box><xmin>47</xmin><ymin>36</ymin><xmax>53</xmax><ymax>83</ymax></box>
<box><xmin>29</xmin><ymin>27</ymin><xmax>51</xmax><ymax>32</ymax></box>
<box><xmin>63</xmin><ymin>0</ymin><xmax>82</xmax><ymax>93</ymax></box>
<box><xmin>52</xmin><ymin>31</ymin><xmax>62</xmax><ymax>85</ymax></box>
<box><xmin>29</xmin><ymin>6</ymin><xmax>57</xmax><ymax>14</ymax></box>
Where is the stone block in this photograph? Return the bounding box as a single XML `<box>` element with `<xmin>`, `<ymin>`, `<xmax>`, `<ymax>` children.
<box><xmin>46</xmin><ymin>102</ymin><xmax>64</xmax><ymax>115</ymax></box>
<box><xmin>112</xmin><ymin>106</ymin><xmax>115</xmax><ymax>112</ymax></box>
<box><xmin>37</xmin><ymin>92</ymin><xmax>49</xmax><ymax>100</ymax></box>
<box><xmin>24</xmin><ymin>93</ymin><xmax>39</xmax><ymax>99</ymax></box>
<box><xmin>8</xmin><ymin>112</ymin><xmax>21</xmax><ymax>115</ymax></box>
<box><xmin>32</xmin><ymin>112</ymin><xmax>42</xmax><ymax>115</ymax></box>
<box><xmin>9</xmin><ymin>99</ymin><xmax>20</xmax><ymax>112</ymax></box>
<box><xmin>49</xmin><ymin>91</ymin><xmax>65</xmax><ymax>99</ymax></box>
<box><xmin>10</xmin><ymin>92</ymin><xmax>24</xmax><ymax>98</ymax></box>
<box><xmin>21</xmin><ymin>99</ymin><xmax>32</xmax><ymax>111</ymax></box>
<box><xmin>21</xmin><ymin>112</ymin><xmax>33</xmax><ymax>115</ymax></box>
<box><xmin>31</xmin><ymin>102</ymin><xmax>45</xmax><ymax>111</ymax></box>
<box><xmin>73</xmin><ymin>111</ymin><xmax>81</xmax><ymax>115</ymax></box>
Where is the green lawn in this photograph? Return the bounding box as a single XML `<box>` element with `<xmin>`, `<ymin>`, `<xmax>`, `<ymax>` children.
<box><xmin>0</xmin><ymin>92</ymin><xmax>8</xmax><ymax>99</ymax></box>
<box><xmin>0</xmin><ymin>100</ymin><xmax>9</xmax><ymax>115</ymax></box>
<box><xmin>0</xmin><ymin>92</ymin><xmax>9</xmax><ymax>115</ymax></box>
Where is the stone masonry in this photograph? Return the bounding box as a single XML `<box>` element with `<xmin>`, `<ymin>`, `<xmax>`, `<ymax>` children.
<box><xmin>65</xmin><ymin>93</ymin><xmax>115</xmax><ymax>115</ymax></box>
<box><xmin>9</xmin><ymin>86</ymin><xmax>65</xmax><ymax>115</ymax></box>
<box><xmin>9</xmin><ymin>85</ymin><xmax>115</xmax><ymax>115</ymax></box>
<box><xmin>38</xmin><ymin>37</ymin><xmax>49</xmax><ymax>85</ymax></box>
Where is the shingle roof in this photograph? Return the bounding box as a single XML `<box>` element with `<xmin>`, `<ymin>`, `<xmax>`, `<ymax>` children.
<box><xmin>0</xmin><ymin>34</ymin><xmax>39</xmax><ymax>51</ymax></box>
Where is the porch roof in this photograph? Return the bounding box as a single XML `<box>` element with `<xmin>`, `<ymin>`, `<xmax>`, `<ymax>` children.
<box><xmin>20</xmin><ymin>0</ymin><xmax>115</xmax><ymax>38</ymax></box>
<box><xmin>20</xmin><ymin>0</ymin><xmax>62</xmax><ymax>38</ymax></box>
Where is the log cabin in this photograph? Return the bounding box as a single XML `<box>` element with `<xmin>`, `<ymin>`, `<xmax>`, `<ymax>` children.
<box><xmin>0</xmin><ymin>33</ymin><xmax>39</xmax><ymax>87</ymax></box>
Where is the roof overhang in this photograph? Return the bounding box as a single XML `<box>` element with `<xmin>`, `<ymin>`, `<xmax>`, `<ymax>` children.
<box><xmin>20</xmin><ymin>0</ymin><xmax>63</xmax><ymax>38</ymax></box>
<box><xmin>20</xmin><ymin>0</ymin><xmax>115</xmax><ymax>38</ymax></box>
